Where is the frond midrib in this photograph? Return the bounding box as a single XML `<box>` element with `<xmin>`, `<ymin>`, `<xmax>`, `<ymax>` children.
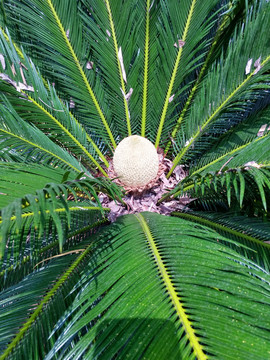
<box><xmin>141</xmin><ymin>0</ymin><xmax>151</xmax><ymax>137</ymax></box>
<box><xmin>45</xmin><ymin>0</ymin><xmax>116</xmax><ymax>148</ymax></box>
<box><xmin>0</xmin><ymin>205</ymin><xmax>109</xmax><ymax>224</ymax></box>
<box><xmin>135</xmin><ymin>213</ymin><xmax>207</xmax><ymax>360</ymax></box>
<box><xmin>105</xmin><ymin>0</ymin><xmax>131</xmax><ymax>136</ymax></box>
<box><xmin>0</xmin><ymin>127</ymin><xmax>82</xmax><ymax>174</ymax></box>
<box><xmin>172</xmin><ymin>212</ymin><xmax>270</xmax><ymax>249</ymax></box>
<box><xmin>27</xmin><ymin>95</ymin><xmax>108</xmax><ymax>176</ymax></box>
<box><xmin>168</xmin><ymin>54</ymin><xmax>270</xmax><ymax>177</ymax></box>
<box><xmin>0</xmin><ymin>241</ymin><xmax>96</xmax><ymax>360</ymax></box>
<box><xmin>155</xmin><ymin>0</ymin><xmax>197</xmax><ymax>148</ymax></box>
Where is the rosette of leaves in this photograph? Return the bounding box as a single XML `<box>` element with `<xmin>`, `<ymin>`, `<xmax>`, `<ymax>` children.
<box><xmin>0</xmin><ymin>1</ymin><xmax>270</xmax><ymax>359</ymax></box>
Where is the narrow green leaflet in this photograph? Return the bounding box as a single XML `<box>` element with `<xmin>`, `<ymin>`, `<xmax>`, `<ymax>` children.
<box><xmin>168</xmin><ymin>2</ymin><xmax>270</xmax><ymax>175</ymax></box>
<box><xmin>42</xmin><ymin>213</ymin><xmax>270</xmax><ymax>360</ymax></box>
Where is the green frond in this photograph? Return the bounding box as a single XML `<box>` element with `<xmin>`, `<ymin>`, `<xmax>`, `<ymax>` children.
<box><xmin>163</xmin><ymin>164</ymin><xmax>270</xmax><ymax>214</ymax></box>
<box><xmin>165</xmin><ymin>0</ymin><xmax>267</xmax><ymax>154</ymax></box>
<box><xmin>79</xmin><ymin>0</ymin><xmax>144</xmax><ymax>139</ymax></box>
<box><xmin>135</xmin><ymin>213</ymin><xmax>207</xmax><ymax>359</ymax></box>
<box><xmin>0</xmin><ymin>199</ymin><xmax>109</xmax><ymax>274</ymax></box>
<box><xmin>0</xmin><ymin>235</ymin><xmax>100</xmax><ymax>360</ymax></box>
<box><xmin>168</xmin><ymin>2</ymin><xmax>270</xmax><ymax>175</ymax></box>
<box><xmin>189</xmin><ymin>104</ymin><xmax>270</xmax><ymax>176</ymax></box>
<box><xmin>2</xmin><ymin>0</ymin><xmax>116</xmax><ymax>147</ymax></box>
<box><xmin>42</xmin><ymin>0</ymin><xmax>116</xmax><ymax>148</ymax></box>
<box><xmin>172</xmin><ymin>211</ymin><xmax>270</xmax><ymax>270</ymax></box>
<box><xmin>0</xmin><ymin>27</ymin><xmax>23</xmax><ymax>59</ymax></box>
<box><xmin>155</xmin><ymin>0</ymin><xmax>197</xmax><ymax>148</ymax></box>
<box><xmin>0</xmin><ymin>34</ymin><xmax>109</xmax><ymax>173</ymax></box>
<box><xmin>141</xmin><ymin>0</ymin><xmax>151</xmax><ymax>137</ymax></box>
<box><xmin>0</xmin><ymin>163</ymin><xmax>73</xmax><ymax>209</ymax></box>
<box><xmin>0</xmin><ymin>163</ymin><xmax>120</xmax><ymax>261</ymax></box>
<box><xmin>104</xmin><ymin>0</ymin><xmax>131</xmax><ymax>136</ymax></box>
<box><xmin>1</xmin><ymin>1</ymin><xmax>270</xmax><ymax>358</ymax></box>
<box><xmin>164</xmin><ymin>4</ymin><xmax>232</xmax><ymax>153</ymax></box>
<box><xmin>0</xmin><ymin>255</ymin><xmax>79</xmax><ymax>357</ymax></box>
<box><xmin>178</xmin><ymin>210</ymin><xmax>270</xmax><ymax>242</ymax></box>
<box><xmin>41</xmin><ymin>213</ymin><xmax>270</xmax><ymax>360</ymax></box>
<box><xmin>0</xmin><ymin>99</ymin><xmax>87</xmax><ymax>174</ymax></box>
<box><xmin>0</xmin><ymin>212</ymin><xmax>108</xmax><ymax>290</ymax></box>
<box><xmin>152</xmin><ymin>0</ymin><xmax>222</xmax><ymax>146</ymax></box>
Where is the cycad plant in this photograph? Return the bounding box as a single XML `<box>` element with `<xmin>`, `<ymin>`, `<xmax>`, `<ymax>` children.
<box><xmin>1</xmin><ymin>0</ymin><xmax>270</xmax><ymax>359</ymax></box>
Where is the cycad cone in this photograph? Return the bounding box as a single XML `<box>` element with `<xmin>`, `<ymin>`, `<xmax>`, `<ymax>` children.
<box><xmin>113</xmin><ymin>135</ymin><xmax>159</xmax><ymax>187</ymax></box>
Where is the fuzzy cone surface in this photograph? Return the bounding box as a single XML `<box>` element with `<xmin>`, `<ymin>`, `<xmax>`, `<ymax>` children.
<box><xmin>112</xmin><ymin>135</ymin><xmax>159</xmax><ymax>187</ymax></box>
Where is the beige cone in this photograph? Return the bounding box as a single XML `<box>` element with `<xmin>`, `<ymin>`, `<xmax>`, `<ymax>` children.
<box><xmin>113</xmin><ymin>135</ymin><xmax>159</xmax><ymax>187</ymax></box>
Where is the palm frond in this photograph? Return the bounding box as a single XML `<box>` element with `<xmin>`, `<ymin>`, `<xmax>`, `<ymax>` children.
<box><xmin>149</xmin><ymin>0</ymin><xmax>223</xmax><ymax>146</ymax></box>
<box><xmin>163</xmin><ymin>163</ymin><xmax>270</xmax><ymax>214</ymax></box>
<box><xmin>164</xmin><ymin>0</ymin><xmax>254</xmax><ymax>153</ymax></box>
<box><xmin>0</xmin><ymin>209</ymin><xmax>108</xmax><ymax>290</ymax></box>
<box><xmin>168</xmin><ymin>1</ymin><xmax>270</xmax><ymax>175</ymax></box>
<box><xmin>188</xmin><ymin>103</ymin><xmax>270</xmax><ymax>176</ymax></box>
<box><xmin>2</xmin><ymin>0</ymin><xmax>116</xmax><ymax>147</ymax></box>
<box><xmin>0</xmin><ymin>235</ymin><xmax>102</xmax><ymax>359</ymax></box>
<box><xmin>42</xmin><ymin>213</ymin><xmax>270</xmax><ymax>360</ymax></box>
<box><xmin>0</xmin><ymin>254</ymin><xmax>79</xmax><ymax>355</ymax></box>
<box><xmin>172</xmin><ymin>211</ymin><xmax>270</xmax><ymax>270</ymax></box>
<box><xmin>0</xmin><ymin>31</ymin><xmax>109</xmax><ymax>173</ymax></box>
<box><xmin>0</xmin><ymin>162</ymin><xmax>74</xmax><ymax>209</ymax></box>
<box><xmin>155</xmin><ymin>0</ymin><xmax>205</xmax><ymax>147</ymax></box>
<box><xmin>104</xmin><ymin>0</ymin><xmax>132</xmax><ymax>135</ymax></box>
<box><xmin>0</xmin><ymin>162</ymin><xmax>121</xmax><ymax>260</ymax></box>
<box><xmin>0</xmin><ymin>98</ymin><xmax>88</xmax><ymax>174</ymax></box>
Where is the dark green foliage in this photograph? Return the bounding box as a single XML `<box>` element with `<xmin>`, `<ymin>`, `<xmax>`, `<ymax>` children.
<box><xmin>0</xmin><ymin>0</ymin><xmax>270</xmax><ymax>359</ymax></box>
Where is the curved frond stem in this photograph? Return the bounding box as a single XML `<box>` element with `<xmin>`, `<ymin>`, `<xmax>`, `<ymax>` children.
<box><xmin>141</xmin><ymin>0</ymin><xmax>151</xmax><ymax>137</ymax></box>
<box><xmin>184</xmin><ymin>163</ymin><xmax>269</xmax><ymax>197</ymax></box>
<box><xmin>45</xmin><ymin>0</ymin><xmax>116</xmax><ymax>148</ymax></box>
<box><xmin>0</xmin><ymin>242</ymin><xmax>96</xmax><ymax>360</ymax></box>
<box><xmin>27</xmin><ymin>95</ymin><xmax>108</xmax><ymax>177</ymax></box>
<box><xmin>33</xmin><ymin>249</ymin><xmax>86</xmax><ymax>269</ymax></box>
<box><xmin>190</xmin><ymin>132</ymin><xmax>270</xmax><ymax>177</ymax></box>
<box><xmin>172</xmin><ymin>212</ymin><xmax>270</xmax><ymax>249</ymax></box>
<box><xmin>68</xmin><ymin>111</ymin><xmax>109</xmax><ymax>168</ymax></box>
<box><xmin>135</xmin><ymin>213</ymin><xmax>208</xmax><ymax>360</ymax></box>
<box><xmin>160</xmin><ymin>158</ymin><xmax>270</xmax><ymax>203</ymax></box>
<box><xmin>105</xmin><ymin>0</ymin><xmax>131</xmax><ymax>136</ymax></box>
<box><xmin>155</xmin><ymin>0</ymin><xmax>197</xmax><ymax>148</ymax></box>
<box><xmin>0</xmin><ymin>206</ymin><xmax>110</xmax><ymax>224</ymax></box>
<box><xmin>167</xmin><ymin>53</ymin><xmax>270</xmax><ymax>177</ymax></box>
<box><xmin>0</xmin><ymin>128</ymin><xmax>82</xmax><ymax>174</ymax></box>
<box><xmin>0</xmin><ymin>218</ymin><xmax>108</xmax><ymax>279</ymax></box>
<box><xmin>164</xmin><ymin>8</ymin><xmax>231</xmax><ymax>155</ymax></box>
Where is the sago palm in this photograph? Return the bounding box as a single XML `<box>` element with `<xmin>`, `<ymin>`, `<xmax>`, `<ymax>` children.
<box><xmin>0</xmin><ymin>0</ymin><xmax>270</xmax><ymax>359</ymax></box>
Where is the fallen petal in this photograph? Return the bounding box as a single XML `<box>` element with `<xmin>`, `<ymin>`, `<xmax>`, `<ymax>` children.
<box><xmin>257</xmin><ymin>124</ymin><xmax>267</xmax><ymax>137</ymax></box>
<box><xmin>169</xmin><ymin>94</ymin><xmax>175</xmax><ymax>103</ymax></box>
<box><xmin>86</xmin><ymin>61</ymin><xmax>93</xmax><ymax>69</ymax></box>
<box><xmin>245</xmin><ymin>58</ymin><xmax>252</xmax><ymax>75</ymax></box>
<box><xmin>118</xmin><ymin>47</ymin><xmax>127</xmax><ymax>83</ymax></box>
<box><xmin>254</xmin><ymin>56</ymin><xmax>261</xmax><ymax>68</ymax></box>
<box><xmin>0</xmin><ymin>54</ymin><xmax>5</xmax><ymax>70</ymax></box>
<box><xmin>178</xmin><ymin>39</ymin><xmax>185</xmax><ymax>48</ymax></box>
